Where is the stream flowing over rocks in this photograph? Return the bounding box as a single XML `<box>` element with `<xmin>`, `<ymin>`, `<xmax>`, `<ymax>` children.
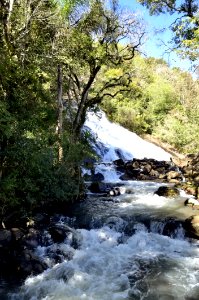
<box><xmin>2</xmin><ymin>111</ymin><xmax>199</xmax><ymax>300</ymax></box>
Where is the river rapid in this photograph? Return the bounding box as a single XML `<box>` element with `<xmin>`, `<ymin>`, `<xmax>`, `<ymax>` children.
<box><xmin>8</xmin><ymin>112</ymin><xmax>199</xmax><ymax>300</ymax></box>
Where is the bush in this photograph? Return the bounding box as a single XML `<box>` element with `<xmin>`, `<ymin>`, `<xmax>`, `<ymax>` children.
<box><xmin>0</xmin><ymin>131</ymin><xmax>89</xmax><ymax>221</ymax></box>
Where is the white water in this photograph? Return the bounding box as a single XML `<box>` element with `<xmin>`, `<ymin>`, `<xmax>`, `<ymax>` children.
<box><xmin>10</xmin><ymin>205</ymin><xmax>199</xmax><ymax>300</ymax></box>
<box><xmin>84</xmin><ymin>111</ymin><xmax>171</xmax><ymax>162</ymax></box>
<box><xmin>10</xmin><ymin>112</ymin><xmax>199</xmax><ymax>300</ymax></box>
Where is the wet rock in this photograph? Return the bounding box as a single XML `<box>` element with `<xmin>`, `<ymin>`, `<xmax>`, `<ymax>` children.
<box><xmin>120</xmin><ymin>173</ymin><xmax>134</xmax><ymax>180</ymax></box>
<box><xmin>109</xmin><ymin>187</ymin><xmax>121</xmax><ymax>196</ymax></box>
<box><xmin>177</xmin><ymin>182</ymin><xmax>197</xmax><ymax>197</ymax></box>
<box><xmin>184</xmin><ymin>215</ymin><xmax>199</xmax><ymax>238</ymax></box>
<box><xmin>11</xmin><ymin>228</ymin><xmax>25</xmax><ymax>241</ymax></box>
<box><xmin>23</xmin><ymin>228</ymin><xmax>41</xmax><ymax>249</ymax></box>
<box><xmin>162</xmin><ymin>219</ymin><xmax>184</xmax><ymax>237</ymax></box>
<box><xmin>17</xmin><ymin>249</ymin><xmax>48</xmax><ymax>276</ymax></box>
<box><xmin>107</xmin><ymin>185</ymin><xmax>133</xmax><ymax>196</ymax></box>
<box><xmin>154</xmin><ymin>186</ymin><xmax>180</xmax><ymax>197</ymax></box>
<box><xmin>184</xmin><ymin>198</ymin><xmax>199</xmax><ymax>209</ymax></box>
<box><xmin>49</xmin><ymin>224</ymin><xmax>82</xmax><ymax>248</ymax></box>
<box><xmin>166</xmin><ymin>170</ymin><xmax>183</xmax><ymax>182</ymax></box>
<box><xmin>49</xmin><ymin>225</ymin><xmax>69</xmax><ymax>243</ymax></box>
<box><xmin>113</xmin><ymin>158</ymin><xmax>125</xmax><ymax>167</ymax></box>
<box><xmin>84</xmin><ymin>170</ymin><xmax>104</xmax><ymax>183</ymax></box>
<box><xmin>88</xmin><ymin>182</ymin><xmax>110</xmax><ymax>193</ymax></box>
<box><xmin>0</xmin><ymin>228</ymin><xmax>47</xmax><ymax>279</ymax></box>
<box><xmin>33</xmin><ymin>213</ymin><xmax>50</xmax><ymax>227</ymax></box>
<box><xmin>91</xmin><ymin>172</ymin><xmax>104</xmax><ymax>182</ymax></box>
<box><xmin>0</xmin><ymin>230</ymin><xmax>12</xmax><ymax>246</ymax></box>
<box><xmin>125</xmin><ymin>166</ymin><xmax>140</xmax><ymax>178</ymax></box>
<box><xmin>120</xmin><ymin>158</ymin><xmax>181</xmax><ymax>182</ymax></box>
<box><xmin>149</xmin><ymin>169</ymin><xmax>160</xmax><ymax>178</ymax></box>
<box><xmin>142</xmin><ymin>163</ymin><xmax>152</xmax><ymax>174</ymax></box>
<box><xmin>139</xmin><ymin>174</ymin><xmax>151</xmax><ymax>180</ymax></box>
<box><xmin>46</xmin><ymin>247</ymin><xmax>74</xmax><ymax>264</ymax></box>
<box><xmin>104</xmin><ymin>216</ymin><xmax>127</xmax><ymax>232</ymax></box>
<box><xmin>182</xmin><ymin>153</ymin><xmax>199</xmax><ymax>185</ymax></box>
<box><xmin>159</xmin><ymin>173</ymin><xmax>167</xmax><ymax>180</ymax></box>
<box><xmin>113</xmin><ymin>158</ymin><xmax>125</xmax><ymax>172</ymax></box>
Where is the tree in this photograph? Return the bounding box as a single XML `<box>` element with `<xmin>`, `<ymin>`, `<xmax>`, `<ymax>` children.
<box><xmin>57</xmin><ymin>0</ymin><xmax>145</xmax><ymax>137</ymax></box>
<box><xmin>137</xmin><ymin>0</ymin><xmax>199</xmax><ymax>61</ymax></box>
<box><xmin>0</xmin><ymin>0</ymin><xmax>89</xmax><ymax>218</ymax></box>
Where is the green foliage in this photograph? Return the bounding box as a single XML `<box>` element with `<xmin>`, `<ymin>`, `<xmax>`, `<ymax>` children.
<box><xmin>144</xmin><ymin>76</ymin><xmax>177</xmax><ymax>124</ymax></box>
<box><xmin>173</xmin><ymin>15</ymin><xmax>199</xmax><ymax>61</ymax></box>
<box><xmin>0</xmin><ymin>0</ymin><xmax>94</xmax><ymax>219</ymax></box>
<box><xmin>0</xmin><ymin>130</ymin><xmax>90</xmax><ymax>216</ymax></box>
<box><xmin>137</xmin><ymin>0</ymin><xmax>199</xmax><ymax>62</ymax></box>
<box><xmin>58</xmin><ymin>0</ymin><xmax>88</xmax><ymax>16</ymax></box>
<box><xmin>101</xmin><ymin>54</ymin><xmax>199</xmax><ymax>153</ymax></box>
<box><xmin>154</xmin><ymin>110</ymin><xmax>199</xmax><ymax>153</ymax></box>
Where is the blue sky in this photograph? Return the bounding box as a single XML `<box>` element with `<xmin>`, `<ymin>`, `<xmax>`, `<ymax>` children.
<box><xmin>118</xmin><ymin>0</ymin><xmax>192</xmax><ymax>73</ymax></box>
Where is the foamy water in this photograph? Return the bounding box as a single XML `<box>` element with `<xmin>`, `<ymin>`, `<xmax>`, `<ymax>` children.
<box><xmin>84</xmin><ymin>111</ymin><xmax>171</xmax><ymax>162</ymax></box>
<box><xmin>9</xmin><ymin>112</ymin><xmax>199</xmax><ymax>300</ymax></box>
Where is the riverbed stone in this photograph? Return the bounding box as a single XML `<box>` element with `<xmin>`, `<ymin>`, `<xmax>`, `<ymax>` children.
<box><xmin>113</xmin><ymin>158</ymin><xmax>125</xmax><ymax>166</ymax></box>
<box><xmin>0</xmin><ymin>229</ymin><xmax>12</xmax><ymax>246</ymax></box>
<box><xmin>91</xmin><ymin>172</ymin><xmax>104</xmax><ymax>182</ymax></box>
<box><xmin>113</xmin><ymin>158</ymin><xmax>125</xmax><ymax>172</ymax></box>
<box><xmin>49</xmin><ymin>225</ymin><xmax>68</xmax><ymax>243</ymax></box>
<box><xmin>88</xmin><ymin>181</ymin><xmax>110</xmax><ymax>193</ymax></box>
<box><xmin>184</xmin><ymin>215</ymin><xmax>199</xmax><ymax>238</ymax></box>
<box><xmin>120</xmin><ymin>158</ymin><xmax>182</xmax><ymax>182</ymax></box>
<box><xmin>11</xmin><ymin>228</ymin><xmax>25</xmax><ymax>241</ymax></box>
<box><xmin>166</xmin><ymin>170</ymin><xmax>182</xmax><ymax>182</ymax></box>
<box><xmin>184</xmin><ymin>198</ymin><xmax>199</xmax><ymax>209</ymax></box>
<box><xmin>17</xmin><ymin>249</ymin><xmax>48</xmax><ymax>276</ymax></box>
<box><xmin>181</xmin><ymin>153</ymin><xmax>199</xmax><ymax>184</ymax></box>
<box><xmin>154</xmin><ymin>186</ymin><xmax>180</xmax><ymax>197</ymax></box>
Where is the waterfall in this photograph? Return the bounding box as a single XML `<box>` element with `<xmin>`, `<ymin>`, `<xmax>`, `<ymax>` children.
<box><xmin>8</xmin><ymin>112</ymin><xmax>199</xmax><ymax>300</ymax></box>
<box><xmin>83</xmin><ymin>110</ymin><xmax>171</xmax><ymax>162</ymax></box>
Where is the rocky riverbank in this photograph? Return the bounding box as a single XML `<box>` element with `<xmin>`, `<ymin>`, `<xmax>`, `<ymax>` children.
<box><xmin>86</xmin><ymin>155</ymin><xmax>199</xmax><ymax>239</ymax></box>
<box><xmin>0</xmin><ymin>202</ymin><xmax>80</xmax><ymax>283</ymax></box>
<box><xmin>1</xmin><ymin>153</ymin><xmax>199</xmax><ymax>283</ymax></box>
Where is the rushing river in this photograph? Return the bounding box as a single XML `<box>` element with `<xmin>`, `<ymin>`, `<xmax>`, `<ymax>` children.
<box><xmin>8</xmin><ymin>112</ymin><xmax>199</xmax><ymax>299</ymax></box>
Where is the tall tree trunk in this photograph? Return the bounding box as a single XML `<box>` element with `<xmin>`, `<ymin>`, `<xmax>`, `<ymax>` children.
<box><xmin>57</xmin><ymin>64</ymin><xmax>63</xmax><ymax>162</ymax></box>
<box><xmin>72</xmin><ymin>65</ymin><xmax>101</xmax><ymax>137</ymax></box>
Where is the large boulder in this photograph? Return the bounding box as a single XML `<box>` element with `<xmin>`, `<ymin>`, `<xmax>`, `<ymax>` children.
<box><xmin>16</xmin><ymin>249</ymin><xmax>48</xmax><ymax>277</ymax></box>
<box><xmin>49</xmin><ymin>224</ymin><xmax>82</xmax><ymax>249</ymax></box>
<box><xmin>184</xmin><ymin>215</ymin><xmax>199</xmax><ymax>238</ymax></box>
<box><xmin>184</xmin><ymin>198</ymin><xmax>199</xmax><ymax>209</ymax></box>
<box><xmin>84</xmin><ymin>171</ymin><xmax>104</xmax><ymax>182</ymax></box>
<box><xmin>154</xmin><ymin>186</ymin><xmax>180</xmax><ymax>197</ymax></box>
<box><xmin>113</xmin><ymin>158</ymin><xmax>125</xmax><ymax>167</ymax></box>
<box><xmin>88</xmin><ymin>181</ymin><xmax>110</xmax><ymax>193</ymax></box>
<box><xmin>166</xmin><ymin>170</ymin><xmax>183</xmax><ymax>183</ymax></box>
<box><xmin>113</xmin><ymin>158</ymin><xmax>125</xmax><ymax>172</ymax></box>
<box><xmin>91</xmin><ymin>172</ymin><xmax>104</xmax><ymax>182</ymax></box>
<box><xmin>0</xmin><ymin>227</ymin><xmax>47</xmax><ymax>279</ymax></box>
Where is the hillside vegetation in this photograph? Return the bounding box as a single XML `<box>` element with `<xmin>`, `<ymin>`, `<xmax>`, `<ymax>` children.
<box><xmin>102</xmin><ymin>56</ymin><xmax>199</xmax><ymax>154</ymax></box>
<box><xmin>0</xmin><ymin>0</ymin><xmax>198</xmax><ymax>218</ymax></box>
